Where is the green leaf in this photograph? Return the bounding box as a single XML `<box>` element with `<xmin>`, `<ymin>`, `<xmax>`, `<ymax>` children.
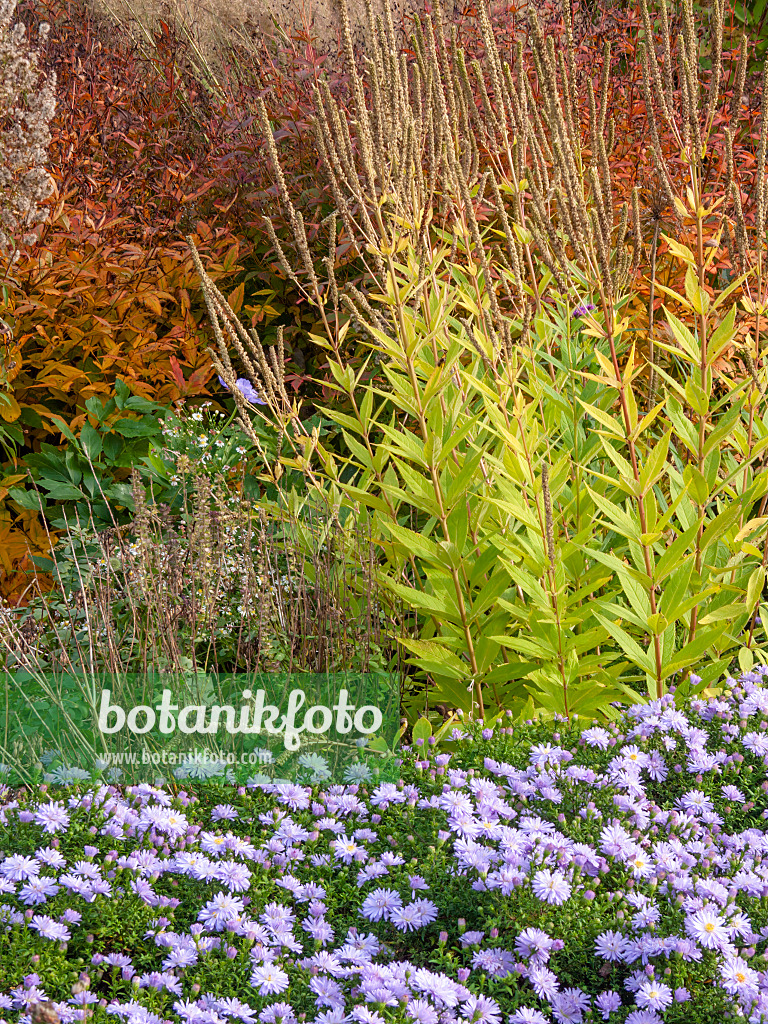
<box><xmin>576</xmin><ymin>398</ymin><xmax>624</xmax><ymax>438</ymax></box>
<box><xmin>585</xmin><ymin>485</ymin><xmax>642</xmax><ymax>543</ymax></box>
<box><xmin>685</xmin><ymin>264</ymin><xmax>710</xmax><ymax>315</ymax></box>
<box><xmin>739</xmin><ymin>646</ymin><xmax>755</xmax><ymax>673</ymax></box>
<box><xmin>469</xmin><ymin>568</ymin><xmax>513</xmax><ymax>623</ymax></box>
<box><xmin>494</xmin><ymin>633</ymin><xmax>558</xmax><ymax>659</ymax></box>
<box><xmin>596</xmin><ymin>436</ymin><xmax>640</xmax><ymax>495</ymax></box>
<box><xmin>30</xmin><ymin>555</ymin><xmax>54</xmax><ymax>571</ymax></box>
<box><xmin>683</xmin><ymin>464</ymin><xmax>710</xmax><ymax>506</ymax></box>
<box><xmin>684</xmin><ymin>378</ymin><xmax>709</xmax><ymax>416</ymax></box>
<box><xmin>85</xmin><ymin>396</ymin><xmax>108</xmax><ymax>421</ymax></box>
<box><xmin>398</xmin><ymin>638</ymin><xmax>470</xmax><ymax>681</ymax></box>
<box><xmin>381</xmin><ymin>521</ymin><xmax>441</xmax><ymax>565</ymax></box>
<box><xmin>114</xmin><ymin>378</ymin><xmax>130</xmax><ymax>409</ymax></box>
<box><xmin>79</xmin><ymin>422</ymin><xmax>103</xmax><ymax>462</ymax></box>
<box><xmin>112</xmin><ymin>417</ymin><xmax>161</xmax><ymax>438</ymax></box>
<box><xmin>711</xmin><ymin>268</ymin><xmax>752</xmax><ymax>311</ymax></box>
<box><xmin>699</xmin><ymin>498</ymin><xmax>744</xmax><ymax>552</ymax></box>
<box><xmin>49</xmin><ymin>415</ymin><xmax>78</xmax><ymax>445</ymax></box>
<box><xmin>706</xmin><ymin>305</ymin><xmax>738</xmax><ymax>366</ymax></box>
<box><xmin>664</xmin><ymin>307</ymin><xmax>700</xmax><ymax>363</ymax></box>
<box><xmin>7</xmin><ymin>487</ymin><xmax>43</xmax><ymax>511</ymax></box>
<box><xmin>359</xmin><ymin>389</ymin><xmax>374</xmax><ymax>431</ymax></box>
<box><xmin>698</xmin><ymin>602</ymin><xmax>753</xmax><ymax>625</ymax></box>
<box><xmin>591</xmin><ymin>610</ymin><xmax>657</xmax><ymax>675</ymax></box>
<box><xmin>655</xmin><ymin>521</ymin><xmax>699</xmax><ymax>584</ymax></box>
<box><xmin>664</xmin><ymin>622</ymin><xmax>728</xmax><ymax>677</ymax></box>
<box><xmin>658</xmin><ymin>558</ymin><xmax>694</xmax><ymax>619</ymax></box>
<box><xmin>411</xmin><ymin>717</ymin><xmax>432</xmax><ymax>744</ymax></box>
<box><xmin>639</xmin><ymin>428</ymin><xmax>672</xmax><ymax>494</ymax></box>
<box><xmin>42</xmin><ymin>482</ymin><xmax>87</xmax><ymax>501</ymax></box>
<box><xmin>383</xmin><ymin>579</ymin><xmax>462</xmax><ymax>624</ymax></box>
<box><xmin>666</xmin><ymin>395</ymin><xmax>699</xmax><ymax>456</ymax></box>
<box><xmin>102</xmin><ymin>432</ymin><xmax>123</xmax><ymax>462</ymax></box>
<box><xmin>746</xmin><ymin>566</ymin><xmax>765</xmax><ymax>613</ymax></box>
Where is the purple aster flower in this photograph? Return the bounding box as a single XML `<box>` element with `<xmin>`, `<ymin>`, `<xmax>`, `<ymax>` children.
<box><xmin>636</xmin><ymin>980</ymin><xmax>673</xmax><ymax>1011</ymax></box>
<box><xmin>198</xmin><ymin>892</ymin><xmax>245</xmax><ymax>932</ymax></box>
<box><xmin>211</xmin><ymin>804</ymin><xmax>239</xmax><ymax>821</ymax></box>
<box><xmin>361</xmin><ymin>888</ymin><xmax>402</xmax><ymax>922</ymax></box>
<box><xmin>390</xmin><ymin>902</ymin><xmax>428</xmax><ymax>932</ymax></box>
<box><xmin>304</xmin><ymin>917</ymin><xmax>334</xmax><ymax>945</ymax></box>
<box><xmin>471</xmin><ymin>947</ymin><xmax>515</xmax><ymax>979</ymax></box>
<box><xmin>625</xmin><ymin>1012</ymin><xmax>663</xmax><ymax>1024</ymax></box>
<box><xmin>720</xmin><ymin>956</ymin><xmax>759</xmax><ymax>996</ymax></box>
<box><xmin>531</xmin><ymin>869</ymin><xmax>571</xmax><ymax>906</ymax></box>
<box><xmin>350</xmin><ymin>1010</ymin><xmax>385</xmax><ymax>1024</ymax></box>
<box><xmin>331</xmin><ymin>836</ymin><xmax>363</xmax><ymax>864</ymax></box>
<box><xmin>218</xmin><ymin>375</ymin><xmax>266</xmax><ymax>405</ymax></box>
<box><xmin>310</xmin><ymin>976</ymin><xmax>343</xmax><ymax>1008</ymax></box>
<box><xmin>721</xmin><ymin>784</ymin><xmax>745</xmax><ymax>802</ymax></box>
<box><xmin>595</xmin><ymin>930</ymin><xmax>629</xmax><ymax>962</ymax></box>
<box><xmin>528</xmin><ymin>963</ymin><xmax>560</xmax><ymax>1000</ymax></box>
<box><xmin>551</xmin><ymin>987</ymin><xmax>591</xmax><ymax>1023</ymax></box>
<box><xmin>409</xmin><ymin>898</ymin><xmax>438</xmax><ymax>926</ymax></box>
<box><xmin>460</xmin><ymin>995</ymin><xmax>501</xmax><ymax>1024</ymax></box>
<box><xmin>33</xmin><ymin>801</ymin><xmax>70</xmax><ymax>834</ymax></box>
<box><xmin>314</xmin><ymin>1012</ymin><xmax>349</xmax><ymax>1024</ymax></box>
<box><xmin>595</xmin><ymin>991</ymin><xmax>621</xmax><ymax>1020</ymax></box>
<box><xmin>258</xmin><ymin>1004</ymin><xmax>295</xmax><ymax>1024</ymax></box>
<box><xmin>406</xmin><ymin>1000</ymin><xmax>438</xmax><ymax>1024</ymax></box>
<box><xmin>573</xmin><ymin>302</ymin><xmax>597</xmax><ymax>318</ymax></box>
<box><xmin>249</xmin><ymin>964</ymin><xmax>289</xmax><ymax>996</ymax></box>
<box><xmin>510</xmin><ymin>1012</ymin><xmax>548</xmax><ymax>1024</ymax></box>
<box><xmin>685</xmin><ymin>905</ymin><xmax>730</xmax><ymax>950</ymax></box>
<box><xmin>0</xmin><ymin>855</ymin><xmax>40</xmax><ymax>881</ymax></box>
<box><xmin>215</xmin><ymin>862</ymin><xmax>252</xmax><ymax>892</ymax></box>
<box><xmin>29</xmin><ymin>915</ymin><xmax>71</xmax><ymax>941</ymax></box>
<box><xmin>35</xmin><ymin>847</ymin><xmax>66</xmax><ymax>869</ymax></box>
<box><xmin>18</xmin><ymin>876</ymin><xmax>60</xmax><ymax>906</ymax></box>
<box><xmin>581</xmin><ymin>727</ymin><xmax>610</xmax><ymax>749</ymax></box>
<box><xmin>161</xmin><ymin>948</ymin><xmax>199</xmax><ymax>971</ymax></box>
<box><xmin>515</xmin><ymin>928</ymin><xmax>554</xmax><ymax>963</ymax></box>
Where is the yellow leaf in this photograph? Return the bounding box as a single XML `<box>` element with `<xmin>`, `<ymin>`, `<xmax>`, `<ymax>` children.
<box><xmin>0</xmin><ymin>393</ymin><xmax>20</xmax><ymax>422</ymax></box>
<box><xmin>660</xmin><ymin>233</ymin><xmax>695</xmax><ymax>263</ymax></box>
<box><xmin>140</xmin><ymin>292</ymin><xmax>163</xmax><ymax>316</ymax></box>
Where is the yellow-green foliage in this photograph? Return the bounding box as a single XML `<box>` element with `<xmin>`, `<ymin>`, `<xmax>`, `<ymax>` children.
<box><xmin>185</xmin><ymin>0</ymin><xmax>768</xmax><ymax>725</ymax></box>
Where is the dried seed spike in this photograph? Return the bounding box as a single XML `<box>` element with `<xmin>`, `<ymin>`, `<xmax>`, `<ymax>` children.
<box><xmin>614</xmin><ymin>201</ymin><xmax>630</xmax><ymax>291</ymax></box>
<box><xmin>631</xmin><ymin>185</ymin><xmax>644</xmax><ymax>277</ymax></box>
<box><xmin>638</xmin><ymin>0</ymin><xmax>673</xmax><ymax>130</ymax></box>
<box><xmin>730</xmin><ymin>42</ymin><xmax>748</xmax><ymax>123</ymax></box>
<box><xmin>657</xmin><ymin>0</ymin><xmax>674</xmax><ymax>108</ymax></box>
<box><xmin>704</xmin><ymin>0</ymin><xmax>724</xmax><ymax>135</ymax></box>
<box><xmin>541</xmin><ymin>461</ymin><xmax>555</xmax><ymax>569</ymax></box>
<box><xmin>754</xmin><ymin>58</ymin><xmax>768</xmax><ymax>283</ymax></box>
<box><xmin>637</xmin><ymin>42</ymin><xmax>678</xmax><ymax>218</ymax></box>
<box><xmin>598</xmin><ymin>40</ymin><xmax>611</xmax><ymax>138</ymax></box>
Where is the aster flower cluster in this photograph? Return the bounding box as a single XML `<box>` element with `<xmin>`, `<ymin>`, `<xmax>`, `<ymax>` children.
<box><xmin>2</xmin><ymin>670</ymin><xmax>768</xmax><ymax>1024</ymax></box>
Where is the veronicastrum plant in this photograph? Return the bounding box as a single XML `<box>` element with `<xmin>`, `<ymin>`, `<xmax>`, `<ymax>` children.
<box><xmin>186</xmin><ymin>0</ymin><xmax>768</xmax><ymax>726</ymax></box>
